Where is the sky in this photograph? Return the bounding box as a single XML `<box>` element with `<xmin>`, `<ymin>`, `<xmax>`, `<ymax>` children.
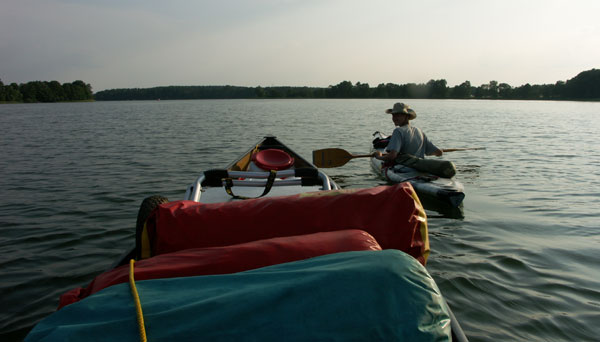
<box><xmin>1</xmin><ymin>0</ymin><xmax>599</xmax><ymax>92</ymax></box>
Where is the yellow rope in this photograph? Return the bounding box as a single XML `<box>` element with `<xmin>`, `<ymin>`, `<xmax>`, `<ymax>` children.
<box><xmin>129</xmin><ymin>259</ymin><xmax>147</xmax><ymax>342</ymax></box>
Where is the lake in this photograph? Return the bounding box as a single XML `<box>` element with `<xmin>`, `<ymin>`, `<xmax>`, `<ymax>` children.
<box><xmin>1</xmin><ymin>99</ymin><xmax>599</xmax><ymax>341</ymax></box>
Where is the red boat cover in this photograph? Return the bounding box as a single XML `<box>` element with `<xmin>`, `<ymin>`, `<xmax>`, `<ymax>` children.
<box><xmin>59</xmin><ymin>229</ymin><xmax>381</xmax><ymax>309</ymax></box>
<box><xmin>144</xmin><ymin>183</ymin><xmax>429</xmax><ymax>264</ymax></box>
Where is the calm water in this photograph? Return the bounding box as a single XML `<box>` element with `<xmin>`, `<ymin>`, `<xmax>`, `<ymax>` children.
<box><xmin>1</xmin><ymin>99</ymin><xmax>599</xmax><ymax>341</ymax></box>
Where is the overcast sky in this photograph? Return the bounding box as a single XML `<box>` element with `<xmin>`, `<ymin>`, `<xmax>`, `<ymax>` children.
<box><xmin>1</xmin><ymin>0</ymin><xmax>599</xmax><ymax>92</ymax></box>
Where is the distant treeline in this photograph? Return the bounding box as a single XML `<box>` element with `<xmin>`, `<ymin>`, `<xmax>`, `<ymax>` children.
<box><xmin>0</xmin><ymin>80</ymin><xmax>93</xmax><ymax>103</ymax></box>
<box><xmin>3</xmin><ymin>69</ymin><xmax>598</xmax><ymax>103</ymax></box>
<box><xmin>95</xmin><ymin>69</ymin><xmax>599</xmax><ymax>101</ymax></box>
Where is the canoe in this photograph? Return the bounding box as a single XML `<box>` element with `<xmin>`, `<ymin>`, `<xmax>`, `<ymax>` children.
<box><xmin>184</xmin><ymin>135</ymin><xmax>340</xmax><ymax>203</ymax></box>
<box><xmin>26</xmin><ymin>135</ymin><xmax>468</xmax><ymax>342</ymax></box>
<box><xmin>370</xmin><ymin>131</ymin><xmax>466</xmax><ymax>208</ymax></box>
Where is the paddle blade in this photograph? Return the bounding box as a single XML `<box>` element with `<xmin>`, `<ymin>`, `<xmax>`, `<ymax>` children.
<box><xmin>312</xmin><ymin>148</ymin><xmax>353</xmax><ymax>168</ymax></box>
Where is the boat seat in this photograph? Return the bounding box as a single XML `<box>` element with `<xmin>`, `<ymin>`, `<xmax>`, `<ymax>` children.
<box><xmin>201</xmin><ymin>168</ymin><xmax>320</xmax><ymax>188</ymax></box>
<box><xmin>188</xmin><ymin>168</ymin><xmax>332</xmax><ymax>202</ymax></box>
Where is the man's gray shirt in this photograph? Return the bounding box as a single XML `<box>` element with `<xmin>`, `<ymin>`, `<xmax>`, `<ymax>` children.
<box><xmin>386</xmin><ymin>125</ymin><xmax>439</xmax><ymax>158</ymax></box>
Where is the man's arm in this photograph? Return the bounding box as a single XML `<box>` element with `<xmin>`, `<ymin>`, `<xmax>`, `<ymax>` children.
<box><xmin>423</xmin><ymin>132</ymin><xmax>442</xmax><ymax>157</ymax></box>
<box><xmin>373</xmin><ymin>150</ymin><xmax>398</xmax><ymax>161</ymax></box>
<box><xmin>427</xmin><ymin>149</ymin><xmax>443</xmax><ymax>157</ymax></box>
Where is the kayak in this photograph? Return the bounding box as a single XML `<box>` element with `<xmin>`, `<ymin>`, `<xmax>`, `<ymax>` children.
<box><xmin>370</xmin><ymin>131</ymin><xmax>466</xmax><ymax>208</ymax></box>
<box><xmin>26</xmin><ymin>135</ymin><xmax>468</xmax><ymax>342</ymax></box>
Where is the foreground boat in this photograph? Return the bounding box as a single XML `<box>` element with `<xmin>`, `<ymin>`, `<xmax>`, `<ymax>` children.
<box><xmin>26</xmin><ymin>135</ymin><xmax>467</xmax><ymax>342</ymax></box>
<box><xmin>370</xmin><ymin>131</ymin><xmax>466</xmax><ymax>209</ymax></box>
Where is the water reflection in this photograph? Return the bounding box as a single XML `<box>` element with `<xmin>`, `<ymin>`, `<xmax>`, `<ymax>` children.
<box><xmin>2</xmin><ymin>99</ymin><xmax>600</xmax><ymax>341</ymax></box>
<box><xmin>420</xmin><ymin>195</ymin><xmax>465</xmax><ymax>219</ymax></box>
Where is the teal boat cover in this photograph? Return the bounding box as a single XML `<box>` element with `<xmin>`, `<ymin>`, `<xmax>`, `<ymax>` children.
<box><xmin>26</xmin><ymin>250</ymin><xmax>451</xmax><ymax>341</ymax></box>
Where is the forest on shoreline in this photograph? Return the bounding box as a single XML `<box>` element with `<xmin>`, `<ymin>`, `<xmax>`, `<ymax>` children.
<box><xmin>2</xmin><ymin>69</ymin><xmax>598</xmax><ymax>103</ymax></box>
<box><xmin>0</xmin><ymin>80</ymin><xmax>93</xmax><ymax>103</ymax></box>
<box><xmin>94</xmin><ymin>68</ymin><xmax>600</xmax><ymax>101</ymax></box>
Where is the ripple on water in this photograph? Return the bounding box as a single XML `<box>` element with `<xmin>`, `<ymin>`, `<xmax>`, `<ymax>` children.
<box><xmin>2</xmin><ymin>100</ymin><xmax>600</xmax><ymax>341</ymax></box>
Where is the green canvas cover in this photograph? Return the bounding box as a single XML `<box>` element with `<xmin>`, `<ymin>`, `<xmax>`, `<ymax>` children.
<box><xmin>396</xmin><ymin>153</ymin><xmax>457</xmax><ymax>178</ymax></box>
<box><xmin>26</xmin><ymin>250</ymin><xmax>451</xmax><ymax>341</ymax></box>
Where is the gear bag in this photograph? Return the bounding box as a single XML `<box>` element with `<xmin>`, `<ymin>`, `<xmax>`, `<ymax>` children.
<box><xmin>396</xmin><ymin>153</ymin><xmax>457</xmax><ymax>178</ymax></box>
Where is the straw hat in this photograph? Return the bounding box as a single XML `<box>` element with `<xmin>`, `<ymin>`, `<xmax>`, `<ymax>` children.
<box><xmin>385</xmin><ymin>102</ymin><xmax>417</xmax><ymax>120</ymax></box>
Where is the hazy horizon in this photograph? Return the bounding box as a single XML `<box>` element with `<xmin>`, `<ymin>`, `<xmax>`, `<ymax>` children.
<box><xmin>2</xmin><ymin>1</ymin><xmax>599</xmax><ymax>92</ymax></box>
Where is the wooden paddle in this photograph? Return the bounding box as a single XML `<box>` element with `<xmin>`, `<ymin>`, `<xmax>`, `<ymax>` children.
<box><xmin>312</xmin><ymin>148</ymin><xmax>372</xmax><ymax>168</ymax></box>
<box><xmin>441</xmin><ymin>147</ymin><xmax>486</xmax><ymax>152</ymax></box>
<box><xmin>313</xmin><ymin>146</ymin><xmax>485</xmax><ymax>168</ymax></box>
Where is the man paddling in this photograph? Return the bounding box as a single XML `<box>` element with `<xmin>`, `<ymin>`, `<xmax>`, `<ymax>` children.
<box><xmin>373</xmin><ymin>102</ymin><xmax>456</xmax><ymax>178</ymax></box>
<box><xmin>373</xmin><ymin>102</ymin><xmax>442</xmax><ymax>161</ymax></box>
